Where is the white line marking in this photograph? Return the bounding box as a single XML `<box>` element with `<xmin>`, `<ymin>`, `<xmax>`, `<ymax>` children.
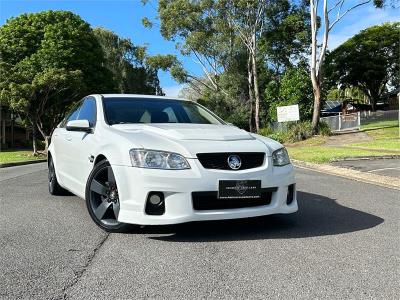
<box><xmin>367</xmin><ymin>167</ymin><xmax>400</xmax><ymax>173</ymax></box>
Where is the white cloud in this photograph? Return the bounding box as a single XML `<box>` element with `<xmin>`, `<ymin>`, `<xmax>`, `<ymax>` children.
<box><xmin>162</xmin><ymin>84</ymin><xmax>185</xmax><ymax>98</ymax></box>
<box><xmin>327</xmin><ymin>6</ymin><xmax>399</xmax><ymax>50</ymax></box>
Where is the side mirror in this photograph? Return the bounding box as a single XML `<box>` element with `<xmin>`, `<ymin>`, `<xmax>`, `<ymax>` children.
<box><xmin>66</xmin><ymin>120</ymin><xmax>92</xmax><ymax>133</ymax></box>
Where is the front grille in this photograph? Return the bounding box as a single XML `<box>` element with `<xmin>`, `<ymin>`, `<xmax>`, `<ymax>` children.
<box><xmin>192</xmin><ymin>188</ymin><xmax>276</xmax><ymax>210</ymax></box>
<box><xmin>196</xmin><ymin>152</ymin><xmax>265</xmax><ymax>170</ymax></box>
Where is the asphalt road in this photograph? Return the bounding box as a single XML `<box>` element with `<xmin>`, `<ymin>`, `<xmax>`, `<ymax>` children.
<box><xmin>0</xmin><ymin>163</ymin><xmax>399</xmax><ymax>299</ymax></box>
<box><xmin>331</xmin><ymin>158</ymin><xmax>400</xmax><ymax>179</ymax></box>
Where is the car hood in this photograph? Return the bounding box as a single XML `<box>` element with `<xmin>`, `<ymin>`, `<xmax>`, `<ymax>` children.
<box><xmin>113</xmin><ymin>123</ymin><xmax>254</xmax><ymax>141</ymax></box>
<box><xmin>109</xmin><ymin>123</ymin><xmax>282</xmax><ymax>158</ymax></box>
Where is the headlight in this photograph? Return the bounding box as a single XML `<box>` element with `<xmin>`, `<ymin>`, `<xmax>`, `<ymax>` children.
<box><xmin>129</xmin><ymin>149</ymin><xmax>191</xmax><ymax>170</ymax></box>
<box><xmin>272</xmin><ymin>147</ymin><xmax>290</xmax><ymax>166</ymax></box>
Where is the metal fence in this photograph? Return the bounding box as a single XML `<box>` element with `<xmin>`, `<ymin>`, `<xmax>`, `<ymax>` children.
<box><xmin>269</xmin><ymin>121</ymin><xmax>289</xmax><ymax>132</ymax></box>
<box><xmin>360</xmin><ymin>110</ymin><xmax>399</xmax><ymax>127</ymax></box>
<box><xmin>321</xmin><ymin>112</ymin><xmax>360</xmax><ymax>132</ymax></box>
<box><xmin>320</xmin><ymin>110</ymin><xmax>399</xmax><ymax>132</ymax></box>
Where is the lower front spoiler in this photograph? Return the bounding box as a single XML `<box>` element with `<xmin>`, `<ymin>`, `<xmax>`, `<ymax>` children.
<box><xmin>117</xmin><ymin>185</ymin><xmax>298</xmax><ymax>226</ymax></box>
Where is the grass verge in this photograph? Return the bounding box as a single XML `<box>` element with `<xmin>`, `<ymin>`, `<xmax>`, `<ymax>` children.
<box><xmin>361</xmin><ymin>120</ymin><xmax>399</xmax><ymax>131</ymax></box>
<box><xmin>286</xmin><ymin>126</ymin><xmax>399</xmax><ymax>164</ymax></box>
<box><xmin>287</xmin><ymin>145</ymin><xmax>397</xmax><ymax>164</ymax></box>
<box><xmin>346</xmin><ymin>126</ymin><xmax>400</xmax><ymax>152</ymax></box>
<box><xmin>0</xmin><ymin>150</ymin><xmax>46</xmax><ymax>164</ymax></box>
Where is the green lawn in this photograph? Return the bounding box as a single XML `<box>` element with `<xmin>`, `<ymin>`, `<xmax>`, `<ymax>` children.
<box><xmin>361</xmin><ymin>126</ymin><xmax>399</xmax><ymax>139</ymax></box>
<box><xmin>361</xmin><ymin>119</ymin><xmax>399</xmax><ymax>130</ymax></box>
<box><xmin>0</xmin><ymin>150</ymin><xmax>46</xmax><ymax>164</ymax></box>
<box><xmin>287</xmin><ymin>145</ymin><xmax>397</xmax><ymax>164</ymax></box>
<box><xmin>287</xmin><ymin>126</ymin><xmax>399</xmax><ymax>164</ymax></box>
<box><xmin>347</xmin><ymin>126</ymin><xmax>400</xmax><ymax>152</ymax></box>
<box><xmin>346</xmin><ymin>139</ymin><xmax>400</xmax><ymax>152</ymax></box>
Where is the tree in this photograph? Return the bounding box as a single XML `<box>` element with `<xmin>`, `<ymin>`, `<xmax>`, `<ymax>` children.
<box><xmin>223</xmin><ymin>0</ymin><xmax>270</xmax><ymax>132</ymax></box>
<box><xmin>145</xmin><ymin>0</ymin><xmax>311</xmax><ymax>132</ymax></box>
<box><xmin>326</xmin><ymin>22</ymin><xmax>399</xmax><ymax>110</ymax></box>
<box><xmin>266</xmin><ymin>64</ymin><xmax>313</xmax><ymax>121</ymax></box>
<box><xmin>93</xmin><ymin>27</ymin><xmax>163</xmax><ymax>95</ymax></box>
<box><xmin>260</xmin><ymin>0</ymin><xmax>311</xmax><ymax>74</ymax></box>
<box><xmin>308</xmin><ymin>0</ymin><xmax>384</xmax><ymax>133</ymax></box>
<box><xmin>0</xmin><ymin>11</ymin><xmax>115</xmax><ymax>153</ymax></box>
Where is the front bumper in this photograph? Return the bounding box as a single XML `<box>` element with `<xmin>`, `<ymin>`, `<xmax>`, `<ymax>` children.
<box><xmin>112</xmin><ymin>157</ymin><xmax>297</xmax><ymax>225</ymax></box>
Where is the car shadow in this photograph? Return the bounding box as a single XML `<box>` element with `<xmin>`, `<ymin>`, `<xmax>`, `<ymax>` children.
<box><xmin>127</xmin><ymin>191</ymin><xmax>384</xmax><ymax>242</ymax></box>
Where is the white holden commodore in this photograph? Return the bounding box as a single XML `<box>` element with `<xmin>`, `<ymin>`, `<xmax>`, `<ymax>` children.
<box><xmin>48</xmin><ymin>94</ymin><xmax>297</xmax><ymax>232</ymax></box>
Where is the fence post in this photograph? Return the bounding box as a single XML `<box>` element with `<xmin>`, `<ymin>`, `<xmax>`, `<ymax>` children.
<box><xmin>357</xmin><ymin>111</ymin><xmax>361</xmax><ymax>129</ymax></box>
<box><xmin>338</xmin><ymin>114</ymin><xmax>341</xmax><ymax>131</ymax></box>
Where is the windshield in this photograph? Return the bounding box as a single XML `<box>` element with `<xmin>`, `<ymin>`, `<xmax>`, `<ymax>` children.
<box><xmin>103</xmin><ymin>97</ymin><xmax>224</xmax><ymax>125</ymax></box>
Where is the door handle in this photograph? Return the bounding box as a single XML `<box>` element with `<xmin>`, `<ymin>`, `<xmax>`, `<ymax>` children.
<box><xmin>66</xmin><ymin>137</ymin><xmax>72</xmax><ymax>141</ymax></box>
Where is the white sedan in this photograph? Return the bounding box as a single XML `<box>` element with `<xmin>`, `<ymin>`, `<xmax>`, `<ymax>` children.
<box><xmin>48</xmin><ymin>94</ymin><xmax>297</xmax><ymax>232</ymax></box>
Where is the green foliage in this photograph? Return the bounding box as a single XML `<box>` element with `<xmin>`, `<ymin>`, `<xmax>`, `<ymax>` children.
<box><xmin>265</xmin><ymin>64</ymin><xmax>313</xmax><ymax>122</ymax></box>
<box><xmin>146</xmin><ymin>54</ymin><xmax>180</xmax><ymax>72</ymax></box>
<box><xmin>152</xmin><ymin>0</ymin><xmax>311</xmax><ymax>130</ymax></box>
<box><xmin>141</xmin><ymin>17</ymin><xmax>153</xmax><ymax>29</ymax></box>
<box><xmin>0</xmin><ymin>10</ymin><xmax>115</xmax><ymax>151</ymax></box>
<box><xmin>197</xmin><ymin>90</ymin><xmax>250</xmax><ymax>129</ymax></box>
<box><xmin>260</xmin><ymin>1</ymin><xmax>310</xmax><ymax>71</ymax></box>
<box><xmin>317</xmin><ymin>120</ymin><xmax>331</xmax><ymax>136</ymax></box>
<box><xmin>93</xmin><ymin>27</ymin><xmax>162</xmax><ymax>95</ymax></box>
<box><xmin>326</xmin><ymin>22</ymin><xmax>399</xmax><ymax>109</ymax></box>
<box><xmin>286</xmin><ymin>121</ymin><xmax>313</xmax><ymax>142</ymax></box>
<box><xmin>259</xmin><ymin>124</ymin><xmax>289</xmax><ymax>144</ymax></box>
<box><xmin>260</xmin><ymin>120</ymin><xmax>330</xmax><ymax>143</ymax></box>
<box><xmin>326</xmin><ymin>86</ymin><xmax>365</xmax><ymax>102</ymax></box>
<box><xmin>266</xmin><ymin>131</ymin><xmax>289</xmax><ymax>144</ymax></box>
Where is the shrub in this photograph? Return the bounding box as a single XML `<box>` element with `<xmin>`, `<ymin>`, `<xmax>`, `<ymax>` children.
<box><xmin>259</xmin><ymin>127</ymin><xmax>289</xmax><ymax>144</ymax></box>
<box><xmin>287</xmin><ymin>121</ymin><xmax>313</xmax><ymax>142</ymax></box>
<box><xmin>268</xmin><ymin>131</ymin><xmax>289</xmax><ymax>144</ymax></box>
<box><xmin>260</xmin><ymin>120</ymin><xmax>329</xmax><ymax>144</ymax></box>
<box><xmin>259</xmin><ymin>127</ymin><xmax>274</xmax><ymax>137</ymax></box>
<box><xmin>318</xmin><ymin>120</ymin><xmax>331</xmax><ymax>136</ymax></box>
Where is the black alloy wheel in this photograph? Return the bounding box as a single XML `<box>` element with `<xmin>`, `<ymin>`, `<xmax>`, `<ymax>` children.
<box><xmin>86</xmin><ymin>160</ymin><xmax>129</xmax><ymax>232</ymax></box>
<box><xmin>48</xmin><ymin>156</ymin><xmax>68</xmax><ymax>195</ymax></box>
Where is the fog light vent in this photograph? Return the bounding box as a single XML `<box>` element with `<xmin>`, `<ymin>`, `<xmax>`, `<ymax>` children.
<box><xmin>145</xmin><ymin>192</ymin><xmax>165</xmax><ymax>215</ymax></box>
<box><xmin>286</xmin><ymin>184</ymin><xmax>295</xmax><ymax>205</ymax></box>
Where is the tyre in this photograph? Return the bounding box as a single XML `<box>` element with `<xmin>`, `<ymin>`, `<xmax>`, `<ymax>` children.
<box><xmin>85</xmin><ymin>160</ymin><xmax>129</xmax><ymax>232</ymax></box>
<box><xmin>48</xmin><ymin>156</ymin><xmax>68</xmax><ymax>195</ymax></box>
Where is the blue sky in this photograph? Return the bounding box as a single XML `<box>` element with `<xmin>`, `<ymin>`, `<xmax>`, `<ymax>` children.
<box><xmin>1</xmin><ymin>0</ymin><xmax>398</xmax><ymax>96</ymax></box>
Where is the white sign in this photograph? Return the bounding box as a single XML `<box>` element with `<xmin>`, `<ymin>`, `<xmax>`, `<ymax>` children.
<box><xmin>277</xmin><ymin>104</ymin><xmax>300</xmax><ymax>122</ymax></box>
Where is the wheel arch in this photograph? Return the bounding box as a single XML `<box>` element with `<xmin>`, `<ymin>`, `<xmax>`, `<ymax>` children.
<box><xmin>47</xmin><ymin>151</ymin><xmax>52</xmax><ymax>166</ymax></box>
<box><xmin>47</xmin><ymin>149</ymin><xmax>56</xmax><ymax>169</ymax></box>
<box><xmin>94</xmin><ymin>154</ymin><xmax>108</xmax><ymax>166</ymax></box>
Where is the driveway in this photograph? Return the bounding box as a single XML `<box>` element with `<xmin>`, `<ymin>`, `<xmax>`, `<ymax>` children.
<box><xmin>331</xmin><ymin>158</ymin><xmax>400</xmax><ymax>179</ymax></box>
<box><xmin>0</xmin><ymin>163</ymin><xmax>398</xmax><ymax>299</ymax></box>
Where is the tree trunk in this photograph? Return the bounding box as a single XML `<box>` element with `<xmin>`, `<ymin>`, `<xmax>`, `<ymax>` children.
<box><xmin>31</xmin><ymin>122</ymin><xmax>37</xmax><ymax>155</ymax></box>
<box><xmin>369</xmin><ymin>91</ymin><xmax>378</xmax><ymax>111</ymax></box>
<box><xmin>251</xmin><ymin>34</ymin><xmax>261</xmax><ymax>133</ymax></box>
<box><xmin>311</xmin><ymin>84</ymin><xmax>321</xmax><ymax>134</ymax></box>
<box><xmin>44</xmin><ymin>136</ymin><xmax>50</xmax><ymax>153</ymax></box>
<box><xmin>252</xmin><ymin>55</ymin><xmax>261</xmax><ymax>133</ymax></box>
<box><xmin>247</xmin><ymin>55</ymin><xmax>254</xmax><ymax>132</ymax></box>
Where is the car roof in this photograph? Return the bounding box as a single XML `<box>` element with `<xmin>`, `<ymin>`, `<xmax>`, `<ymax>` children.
<box><xmin>98</xmin><ymin>94</ymin><xmax>188</xmax><ymax>101</ymax></box>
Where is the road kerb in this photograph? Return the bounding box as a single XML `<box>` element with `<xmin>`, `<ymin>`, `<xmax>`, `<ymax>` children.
<box><xmin>0</xmin><ymin>159</ymin><xmax>47</xmax><ymax>168</ymax></box>
<box><xmin>292</xmin><ymin>159</ymin><xmax>400</xmax><ymax>191</ymax></box>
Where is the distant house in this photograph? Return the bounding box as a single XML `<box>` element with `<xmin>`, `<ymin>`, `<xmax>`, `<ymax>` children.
<box><xmin>383</xmin><ymin>88</ymin><xmax>399</xmax><ymax>111</ymax></box>
<box><xmin>321</xmin><ymin>101</ymin><xmax>342</xmax><ymax>116</ymax></box>
<box><xmin>321</xmin><ymin>100</ymin><xmax>359</xmax><ymax>116</ymax></box>
<box><xmin>0</xmin><ymin>104</ymin><xmax>30</xmax><ymax>150</ymax></box>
